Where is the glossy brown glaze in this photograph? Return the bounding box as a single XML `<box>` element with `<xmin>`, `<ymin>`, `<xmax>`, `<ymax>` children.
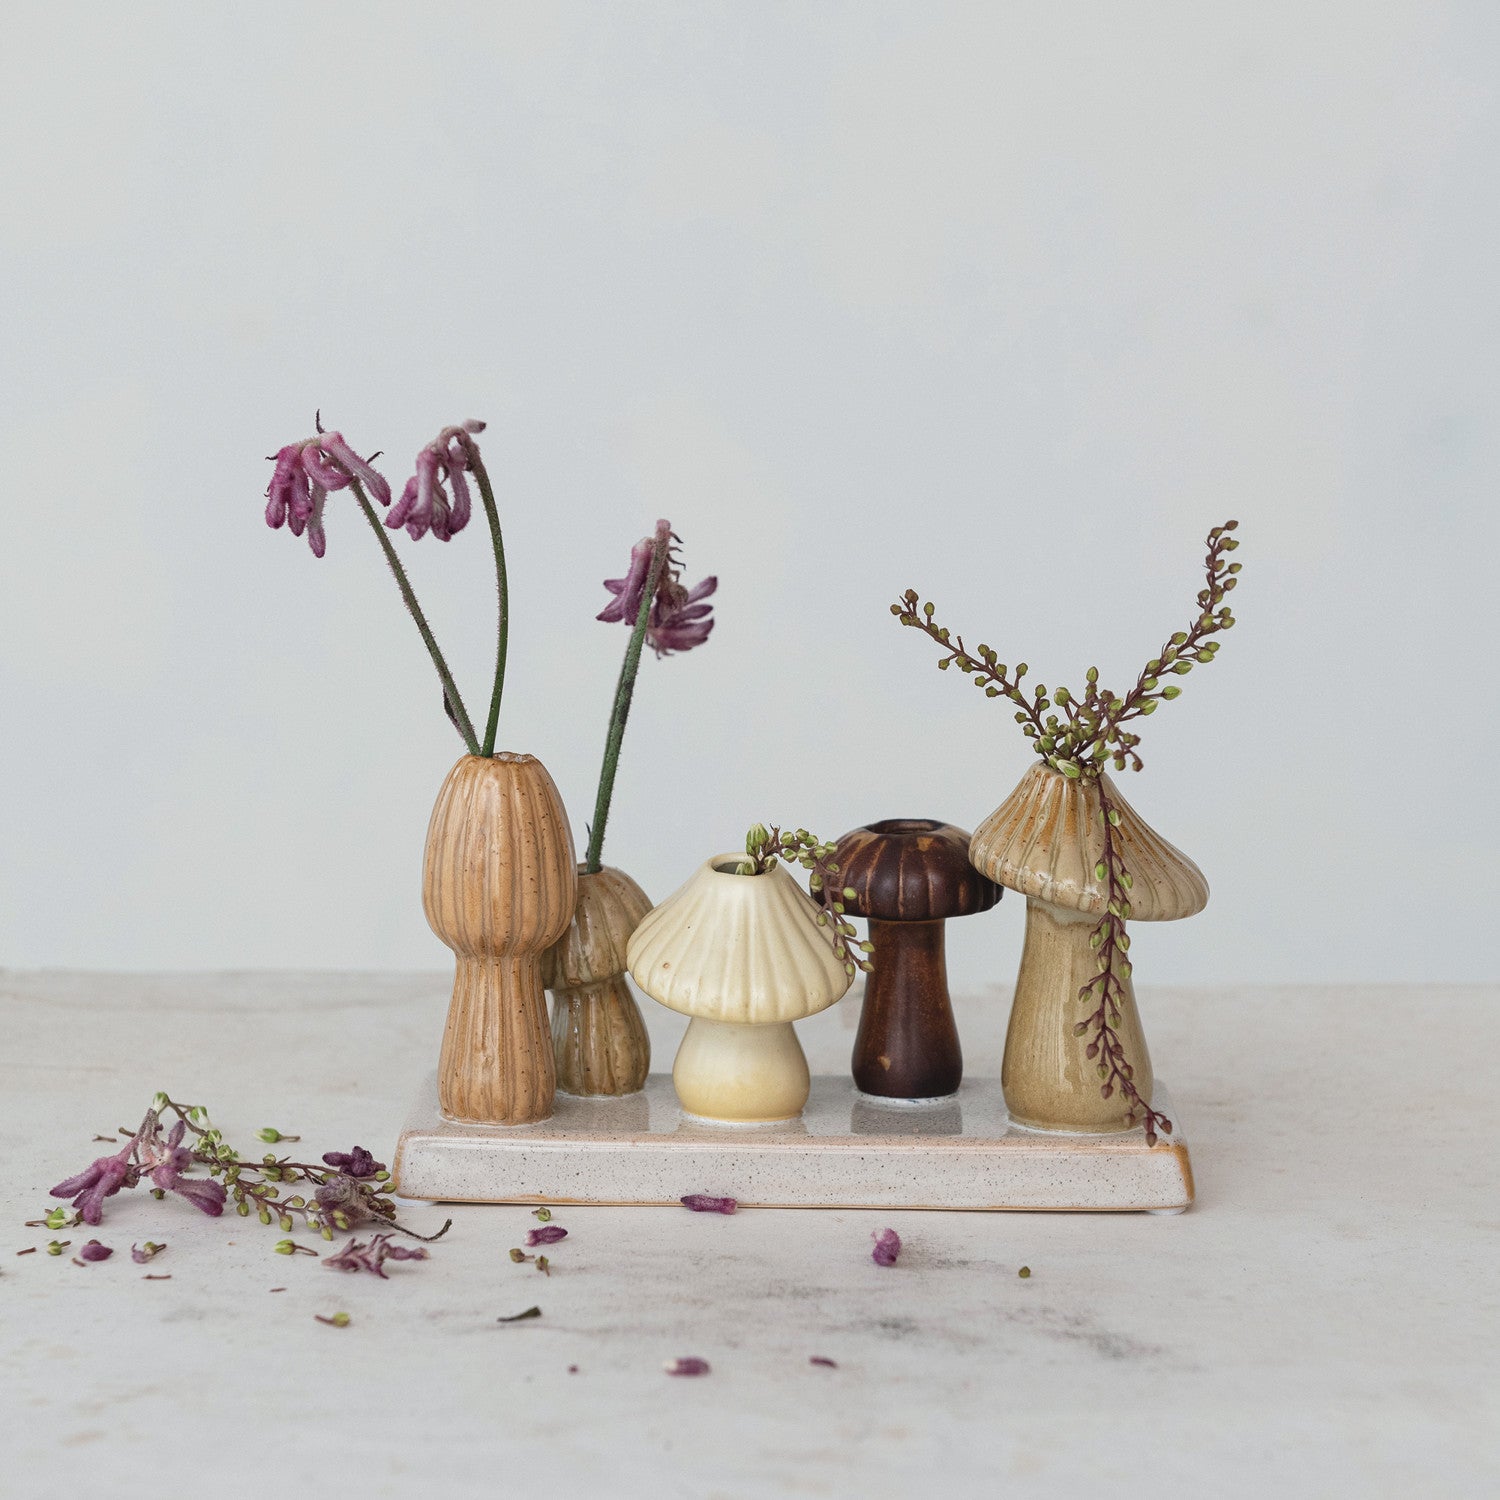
<box><xmin>833</xmin><ymin>820</ymin><xmax>1001</xmax><ymax>1100</ymax></box>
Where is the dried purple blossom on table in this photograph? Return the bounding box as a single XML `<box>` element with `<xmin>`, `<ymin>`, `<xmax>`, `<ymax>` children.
<box><xmin>664</xmin><ymin>1357</ymin><xmax>711</xmax><ymax>1377</ymax></box>
<box><xmin>131</xmin><ymin>1242</ymin><xmax>166</xmax><ymax>1264</ymax></box>
<box><xmin>871</xmin><ymin>1228</ymin><xmax>901</xmax><ymax>1266</ymax></box>
<box><xmin>78</xmin><ymin>1240</ymin><xmax>113</xmax><ymax>1262</ymax></box>
<box><xmin>321</xmin><ymin>1147</ymin><xmax>384</xmax><ymax>1180</ymax></box>
<box><xmin>386</xmin><ymin>420</ymin><xmax>485</xmax><ymax>542</ymax></box>
<box><xmin>681</xmin><ymin>1194</ymin><xmax>737</xmax><ymax>1214</ymax></box>
<box><xmin>51</xmin><ymin>1147</ymin><xmax>134</xmax><ymax>1225</ymax></box>
<box><xmin>525</xmin><ymin>1225</ymin><xmax>567</xmax><ymax>1247</ymax></box>
<box><xmin>324</xmin><ymin>1233</ymin><xmax>429</xmax><ymax>1279</ymax></box>
<box><xmin>44</xmin><ymin>1095</ymin><xmax>447</xmax><ymax>1256</ymax></box>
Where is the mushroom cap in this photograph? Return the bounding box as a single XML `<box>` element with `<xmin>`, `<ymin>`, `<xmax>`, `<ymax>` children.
<box><xmin>832</xmin><ymin>819</ymin><xmax>1001</xmax><ymax>922</ymax></box>
<box><xmin>626</xmin><ymin>856</ymin><xmax>853</xmax><ymax>1023</ymax></box>
<box><xmin>540</xmin><ymin>864</ymin><xmax>653</xmax><ymax>990</ymax></box>
<box><xmin>969</xmin><ymin>764</ymin><xmax>1208</xmax><ymax>922</ymax></box>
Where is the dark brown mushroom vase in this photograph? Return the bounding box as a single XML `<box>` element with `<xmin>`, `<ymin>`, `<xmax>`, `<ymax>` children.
<box><xmin>831</xmin><ymin>820</ymin><xmax>1001</xmax><ymax>1100</ymax></box>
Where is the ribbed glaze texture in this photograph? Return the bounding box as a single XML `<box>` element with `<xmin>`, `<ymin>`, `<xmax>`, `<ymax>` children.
<box><xmin>626</xmin><ymin>857</ymin><xmax>852</xmax><ymax>1024</ymax></box>
<box><xmin>970</xmin><ymin>764</ymin><xmax>1208</xmax><ymax>921</ymax></box>
<box><xmin>543</xmin><ymin>866</ymin><xmax>653</xmax><ymax>1096</ymax></box>
<box><xmin>833</xmin><ymin>820</ymin><xmax>1000</xmax><ymax>921</ymax></box>
<box><xmin>423</xmin><ymin>754</ymin><xmax>577</xmax><ymax>1125</ymax></box>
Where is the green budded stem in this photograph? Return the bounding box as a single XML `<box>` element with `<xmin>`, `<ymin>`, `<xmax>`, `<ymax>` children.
<box><xmin>352</xmin><ymin>480</ymin><xmax>481</xmax><ymax>756</ymax></box>
<box><xmin>584</xmin><ymin>534</ymin><xmax>671</xmax><ymax>874</ymax></box>
<box><xmin>471</xmin><ymin>455</ymin><xmax>508</xmax><ymax>759</ymax></box>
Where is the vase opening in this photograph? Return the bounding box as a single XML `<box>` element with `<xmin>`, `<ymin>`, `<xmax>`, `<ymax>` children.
<box><xmin>867</xmin><ymin>818</ymin><xmax>944</xmax><ymax>836</ymax></box>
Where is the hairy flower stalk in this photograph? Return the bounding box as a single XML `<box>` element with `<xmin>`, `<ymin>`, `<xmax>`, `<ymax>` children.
<box><xmin>892</xmin><ymin>521</ymin><xmax>1243</xmax><ymax>1135</ymax></box>
<box><xmin>585</xmin><ymin>521</ymin><xmax>716</xmax><ymax>873</ymax></box>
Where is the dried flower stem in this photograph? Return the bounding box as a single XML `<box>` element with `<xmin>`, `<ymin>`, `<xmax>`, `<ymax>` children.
<box><xmin>584</xmin><ymin>530</ymin><xmax>672</xmax><ymax>874</ymax></box>
<box><xmin>1073</xmin><ymin>783</ymin><xmax>1173</xmax><ymax>1143</ymax></box>
<box><xmin>469</xmin><ymin>453</ymin><xmax>509</xmax><ymax>759</ymax></box>
<box><xmin>350</xmin><ymin>479</ymin><xmax>480</xmax><ymax>755</ymax></box>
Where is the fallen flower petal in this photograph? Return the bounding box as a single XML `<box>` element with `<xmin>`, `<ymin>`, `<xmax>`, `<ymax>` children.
<box><xmin>664</xmin><ymin>1357</ymin><xmax>711</xmax><ymax>1377</ymax></box>
<box><xmin>681</xmin><ymin>1194</ymin><xmax>737</xmax><ymax>1214</ymax></box>
<box><xmin>809</xmin><ymin>1356</ymin><xmax>839</xmax><ymax>1368</ymax></box>
<box><xmin>498</xmin><ymin>1306</ymin><xmax>543</xmax><ymax>1323</ymax></box>
<box><xmin>78</xmin><ymin>1240</ymin><xmax>113</xmax><ymax>1262</ymax></box>
<box><xmin>525</xmin><ymin>1225</ymin><xmax>567</xmax><ymax>1247</ymax></box>
<box><xmin>871</xmin><ymin>1228</ymin><xmax>901</xmax><ymax>1266</ymax></box>
<box><xmin>131</xmin><ymin>1242</ymin><xmax>166</xmax><ymax>1264</ymax></box>
<box><xmin>324</xmin><ymin>1233</ymin><xmax>428</xmax><ymax>1279</ymax></box>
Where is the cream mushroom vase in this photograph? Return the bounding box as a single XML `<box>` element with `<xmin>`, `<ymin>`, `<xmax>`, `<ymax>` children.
<box><xmin>626</xmin><ymin>857</ymin><xmax>853</xmax><ymax>1123</ymax></box>
<box><xmin>970</xmin><ymin>764</ymin><xmax>1207</xmax><ymax>1133</ymax></box>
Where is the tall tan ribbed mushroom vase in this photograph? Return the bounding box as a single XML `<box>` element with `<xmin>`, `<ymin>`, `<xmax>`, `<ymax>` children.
<box><xmin>970</xmin><ymin>764</ymin><xmax>1208</xmax><ymax>1133</ymax></box>
<box><xmin>423</xmin><ymin>753</ymin><xmax>577</xmax><ymax>1126</ymax></box>
<box><xmin>542</xmin><ymin>865</ymin><xmax>653</xmax><ymax>1096</ymax></box>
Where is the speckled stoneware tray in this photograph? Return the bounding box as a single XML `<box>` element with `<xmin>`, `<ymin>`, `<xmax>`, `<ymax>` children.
<box><xmin>392</xmin><ymin>1076</ymin><xmax>1193</xmax><ymax>1213</ymax></box>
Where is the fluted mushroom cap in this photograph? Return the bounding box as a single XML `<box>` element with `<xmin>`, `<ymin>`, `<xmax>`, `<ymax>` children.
<box><xmin>626</xmin><ymin>856</ymin><xmax>853</xmax><ymax>1024</ymax></box>
<box><xmin>969</xmin><ymin>764</ymin><xmax>1208</xmax><ymax>922</ymax></box>
<box><xmin>832</xmin><ymin>819</ymin><xmax>1000</xmax><ymax>922</ymax></box>
<box><xmin>541</xmin><ymin>865</ymin><xmax>653</xmax><ymax>990</ymax></box>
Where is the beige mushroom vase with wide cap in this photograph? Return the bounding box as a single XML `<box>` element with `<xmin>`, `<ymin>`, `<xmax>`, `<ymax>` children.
<box><xmin>970</xmin><ymin>763</ymin><xmax>1208</xmax><ymax>1133</ymax></box>
<box><xmin>626</xmin><ymin>855</ymin><xmax>853</xmax><ymax>1123</ymax></box>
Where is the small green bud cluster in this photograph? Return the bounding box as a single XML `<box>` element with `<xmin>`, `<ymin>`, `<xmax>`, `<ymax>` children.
<box><xmin>737</xmin><ymin>825</ymin><xmax>874</xmax><ymax>977</ymax></box>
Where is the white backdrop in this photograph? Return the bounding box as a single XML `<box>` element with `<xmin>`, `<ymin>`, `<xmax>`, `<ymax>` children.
<box><xmin>1</xmin><ymin>2</ymin><xmax>1493</xmax><ymax>991</ymax></box>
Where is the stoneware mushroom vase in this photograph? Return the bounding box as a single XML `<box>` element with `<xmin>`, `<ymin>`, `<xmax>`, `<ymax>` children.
<box><xmin>424</xmin><ymin>753</ymin><xmax>577</xmax><ymax>1126</ymax></box>
<box><xmin>626</xmin><ymin>855</ymin><xmax>852</xmax><ymax>1123</ymax></box>
<box><xmin>541</xmin><ymin>865</ymin><xmax>653</xmax><ymax>1097</ymax></box>
<box><xmin>970</xmin><ymin>764</ymin><xmax>1207</xmax><ymax>1133</ymax></box>
<box><xmin>831</xmin><ymin>819</ymin><xmax>1001</xmax><ymax>1101</ymax></box>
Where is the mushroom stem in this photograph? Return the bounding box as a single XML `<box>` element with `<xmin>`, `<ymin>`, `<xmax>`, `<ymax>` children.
<box><xmin>673</xmin><ymin>1018</ymin><xmax>810</xmax><ymax>1124</ymax></box>
<box><xmin>853</xmin><ymin>919</ymin><xmax>963</xmax><ymax>1099</ymax></box>
<box><xmin>1003</xmin><ymin>898</ymin><xmax>1155</xmax><ymax>1133</ymax></box>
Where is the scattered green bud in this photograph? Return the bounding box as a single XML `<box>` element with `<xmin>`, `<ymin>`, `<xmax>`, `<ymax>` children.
<box><xmin>510</xmin><ymin>1248</ymin><xmax>527</xmax><ymax>1263</ymax></box>
<box><xmin>46</xmin><ymin>1240</ymin><xmax>68</xmax><ymax>1256</ymax></box>
<box><xmin>532</xmin><ymin>1208</ymin><xmax>552</xmax><ymax>1222</ymax></box>
<box><xmin>274</xmin><ymin>1239</ymin><xmax>297</xmax><ymax>1256</ymax></box>
<box><xmin>1018</xmin><ymin>1266</ymin><xmax>1031</xmax><ymax>1279</ymax></box>
<box><xmin>328</xmin><ymin>1312</ymin><xmax>351</xmax><ymax>1327</ymax></box>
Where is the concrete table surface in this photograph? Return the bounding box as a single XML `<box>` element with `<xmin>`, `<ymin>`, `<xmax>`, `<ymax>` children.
<box><xmin>2</xmin><ymin>972</ymin><xmax>1495</xmax><ymax>1499</ymax></box>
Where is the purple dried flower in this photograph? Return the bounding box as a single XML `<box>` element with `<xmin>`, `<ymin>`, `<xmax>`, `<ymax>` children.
<box><xmin>140</xmin><ymin>1121</ymin><xmax>227</xmax><ymax>1218</ymax></box>
<box><xmin>78</xmin><ymin>1239</ymin><xmax>114</xmax><ymax>1262</ymax></box>
<box><xmin>131</xmin><ymin>1242</ymin><xmax>166</xmax><ymax>1264</ymax></box>
<box><xmin>648</xmin><ymin>574</ymin><xmax>716</xmax><ymax>657</ymax></box>
<box><xmin>598</xmin><ymin>519</ymin><xmax>716</xmax><ymax>656</ymax></box>
<box><xmin>524</xmin><ymin>1225</ymin><xmax>567</xmax><ymax>1247</ymax></box>
<box><xmin>387</xmin><ymin>421</ymin><xmax>485</xmax><ymax>542</ymax></box>
<box><xmin>664</xmin><ymin>1357</ymin><xmax>711</xmax><ymax>1377</ymax></box>
<box><xmin>871</xmin><ymin>1228</ymin><xmax>901</xmax><ymax>1266</ymax></box>
<box><xmin>325</xmin><ymin>1233</ymin><xmax>429</xmax><ymax>1279</ymax></box>
<box><xmin>321</xmin><ymin>1147</ymin><xmax>384</xmax><ymax>1180</ymax></box>
<box><xmin>681</xmin><ymin>1194</ymin><xmax>737</xmax><ymax>1214</ymax></box>
<box><xmin>265</xmin><ymin>430</ymin><xmax>391</xmax><ymax>557</ymax></box>
<box><xmin>50</xmin><ymin>1146</ymin><xmax>135</xmax><ymax>1226</ymax></box>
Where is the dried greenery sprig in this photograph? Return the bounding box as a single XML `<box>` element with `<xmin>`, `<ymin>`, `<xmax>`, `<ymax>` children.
<box><xmin>892</xmin><ymin>520</ymin><xmax>1243</xmax><ymax>1139</ymax></box>
<box><xmin>736</xmin><ymin>824</ymin><xmax>875</xmax><ymax>979</ymax></box>
<box><xmin>891</xmin><ymin>521</ymin><xmax>1239</xmax><ymax>777</ymax></box>
<box><xmin>48</xmin><ymin>1094</ymin><xmax>450</xmax><ymax>1245</ymax></box>
<box><xmin>1073</xmin><ymin>780</ymin><xmax>1172</xmax><ymax>1144</ymax></box>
